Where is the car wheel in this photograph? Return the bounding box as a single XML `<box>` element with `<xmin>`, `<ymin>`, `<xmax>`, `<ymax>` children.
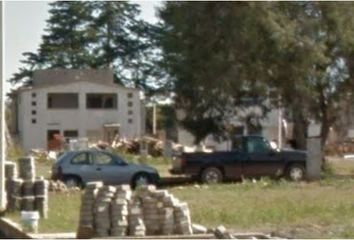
<box><xmin>64</xmin><ymin>176</ymin><xmax>81</xmax><ymax>188</ymax></box>
<box><xmin>287</xmin><ymin>164</ymin><xmax>305</xmax><ymax>181</ymax></box>
<box><xmin>201</xmin><ymin>167</ymin><xmax>223</xmax><ymax>184</ymax></box>
<box><xmin>132</xmin><ymin>173</ymin><xmax>151</xmax><ymax>188</ymax></box>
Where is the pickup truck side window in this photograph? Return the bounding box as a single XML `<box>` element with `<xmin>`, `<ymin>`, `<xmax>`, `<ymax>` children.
<box><xmin>247</xmin><ymin>138</ymin><xmax>270</xmax><ymax>153</ymax></box>
<box><xmin>232</xmin><ymin>138</ymin><xmax>243</xmax><ymax>151</ymax></box>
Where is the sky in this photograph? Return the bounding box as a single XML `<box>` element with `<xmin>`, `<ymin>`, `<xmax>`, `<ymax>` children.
<box><xmin>4</xmin><ymin>1</ymin><xmax>161</xmax><ymax>93</ymax></box>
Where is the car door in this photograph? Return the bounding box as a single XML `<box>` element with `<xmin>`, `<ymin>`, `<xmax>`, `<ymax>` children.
<box><xmin>67</xmin><ymin>151</ymin><xmax>97</xmax><ymax>183</ymax></box>
<box><xmin>242</xmin><ymin>137</ymin><xmax>282</xmax><ymax>178</ymax></box>
<box><xmin>93</xmin><ymin>151</ymin><xmax>130</xmax><ymax>185</ymax></box>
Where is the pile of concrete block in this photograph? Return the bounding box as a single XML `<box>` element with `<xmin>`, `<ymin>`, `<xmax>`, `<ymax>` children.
<box><xmin>18</xmin><ymin>157</ymin><xmax>36</xmax><ymax>181</ymax></box>
<box><xmin>5</xmin><ymin>157</ymin><xmax>49</xmax><ymax>218</ymax></box>
<box><xmin>5</xmin><ymin>161</ymin><xmax>17</xmax><ymax>179</ymax></box>
<box><xmin>94</xmin><ymin>186</ymin><xmax>116</xmax><ymax>237</ymax></box>
<box><xmin>77</xmin><ymin>183</ymin><xmax>194</xmax><ymax>238</ymax></box>
<box><xmin>110</xmin><ymin>185</ymin><xmax>131</xmax><ymax>236</ymax></box>
<box><xmin>79</xmin><ymin>182</ymin><xmax>102</xmax><ymax>228</ymax></box>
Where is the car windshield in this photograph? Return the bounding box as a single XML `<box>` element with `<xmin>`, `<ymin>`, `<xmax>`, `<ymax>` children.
<box><xmin>56</xmin><ymin>151</ymin><xmax>71</xmax><ymax>163</ymax></box>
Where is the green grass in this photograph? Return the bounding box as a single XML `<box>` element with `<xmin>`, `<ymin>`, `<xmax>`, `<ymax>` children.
<box><xmin>6</xmin><ymin>192</ymin><xmax>81</xmax><ymax>233</ymax></box>
<box><xmin>6</xmin><ymin>154</ymin><xmax>354</xmax><ymax>238</ymax></box>
<box><xmin>170</xmin><ymin>179</ymin><xmax>354</xmax><ymax>238</ymax></box>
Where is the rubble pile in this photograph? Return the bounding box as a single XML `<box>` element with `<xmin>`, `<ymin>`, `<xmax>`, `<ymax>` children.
<box><xmin>77</xmin><ymin>183</ymin><xmax>194</xmax><ymax>238</ymax></box>
<box><xmin>48</xmin><ymin>180</ymin><xmax>80</xmax><ymax>192</ymax></box>
<box><xmin>5</xmin><ymin>157</ymin><xmax>49</xmax><ymax>218</ymax></box>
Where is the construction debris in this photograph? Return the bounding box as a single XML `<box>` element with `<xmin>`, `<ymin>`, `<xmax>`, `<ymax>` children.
<box><xmin>214</xmin><ymin>225</ymin><xmax>235</xmax><ymax>239</ymax></box>
<box><xmin>48</xmin><ymin>180</ymin><xmax>80</xmax><ymax>193</ymax></box>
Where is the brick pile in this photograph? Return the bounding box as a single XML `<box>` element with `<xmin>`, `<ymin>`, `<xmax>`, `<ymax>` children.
<box><xmin>77</xmin><ymin>183</ymin><xmax>194</xmax><ymax>238</ymax></box>
<box><xmin>5</xmin><ymin>158</ymin><xmax>49</xmax><ymax>218</ymax></box>
<box><xmin>110</xmin><ymin>185</ymin><xmax>131</xmax><ymax>236</ymax></box>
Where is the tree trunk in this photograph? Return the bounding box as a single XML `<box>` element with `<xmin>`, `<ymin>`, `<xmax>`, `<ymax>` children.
<box><xmin>292</xmin><ymin>107</ymin><xmax>308</xmax><ymax>150</ymax></box>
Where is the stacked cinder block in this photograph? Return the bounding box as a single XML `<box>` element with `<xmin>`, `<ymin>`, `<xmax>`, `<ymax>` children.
<box><xmin>18</xmin><ymin>157</ymin><xmax>35</xmax><ymax>181</ymax></box>
<box><xmin>79</xmin><ymin>182</ymin><xmax>102</xmax><ymax>228</ymax></box>
<box><xmin>5</xmin><ymin>157</ymin><xmax>49</xmax><ymax>218</ymax></box>
<box><xmin>110</xmin><ymin>185</ymin><xmax>131</xmax><ymax>236</ymax></box>
<box><xmin>5</xmin><ymin>161</ymin><xmax>17</xmax><ymax>179</ymax></box>
<box><xmin>128</xmin><ymin>199</ymin><xmax>146</xmax><ymax>236</ymax></box>
<box><xmin>6</xmin><ymin>179</ymin><xmax>23</xmax><ymax>211</ymax></box>
<box><xmin>34</xmin><ymin>178</ymin><xmax>49</xmax><ymax>218</ymax></box>
<box><xmin>78</xmin><ymin>183</ymin><xmax>194</xmax><ymax>237</ymax></box>
<box><xmin>173</xmin><ymin>202</ymin><xmax>193</xmax><ymax>235</ymax></box>
<box><xmin>94</xmin><ymin>186</ymin><xmax>116</xmax><ymax>237</ymax></box>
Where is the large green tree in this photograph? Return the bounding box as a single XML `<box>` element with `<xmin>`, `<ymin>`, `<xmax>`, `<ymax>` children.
<box><xmin>157</xmin><ymin>2</ymin><xmax>354</xmax><ymax>147</ymax></box>
<box><xmin>10</xmin><ymin>1</ymin><xmax>160</xmax><ymax>93</ymax></box>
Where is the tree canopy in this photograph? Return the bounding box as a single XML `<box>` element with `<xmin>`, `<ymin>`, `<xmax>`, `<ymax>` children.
<box><xmin>157</xmin><ymin>2</ymin><xmax>354</xmax><ymax>146</ymax></box>
<box><xmin>9</xmin><ymin>1</ymin><xmax>161</xmax><ymax>94</ymax></box>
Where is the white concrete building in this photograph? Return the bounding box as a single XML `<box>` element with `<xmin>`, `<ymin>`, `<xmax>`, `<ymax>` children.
<box><xmin>11</xmin><ymin>69</ymin><xmax>145</xmax><ymax>152</ymax></box>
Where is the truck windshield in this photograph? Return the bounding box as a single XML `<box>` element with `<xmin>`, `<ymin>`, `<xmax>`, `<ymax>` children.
<box><xmin>247</xmin><ymin>137</ymin><xmax>271</xmax><ymax>153</ymax></box>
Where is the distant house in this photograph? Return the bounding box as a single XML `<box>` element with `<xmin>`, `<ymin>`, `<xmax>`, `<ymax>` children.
<box><xmin>10</xmin><ymin>69</ymin><xmax>145</xmax><ymax>152</ymax></box>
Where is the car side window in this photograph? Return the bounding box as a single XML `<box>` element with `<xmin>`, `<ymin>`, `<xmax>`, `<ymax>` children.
<box><xmin>71</xmin><ymin>153</ymin><xmax>92</xmax><ymax>165</ymax></box>
<box><xmin>95</xmin><ymin>152</ymin><xmax>117</xmax><ymax>165</ymax></box>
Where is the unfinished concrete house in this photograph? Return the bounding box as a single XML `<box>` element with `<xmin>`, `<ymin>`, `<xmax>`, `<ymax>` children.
<box><xmin>10</xmin><ymin>69</ymin><xmax>144</xmax><ymax>152</ymax></box>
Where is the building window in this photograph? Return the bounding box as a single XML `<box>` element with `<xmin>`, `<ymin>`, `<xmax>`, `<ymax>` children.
<box><xmin>32</xmin><ymin>119</ymin><xmax>36</xmax><ymax>124</ymax></box>
<box><xmin>128</xmin><ymin>110</ymin><xmax>133</xmax><ymax>115</ymax></box>
<box><xmin>48</xmin><ymin>93</ymin><xmax>79</xmax><ymax>109</ymax></box>
<box><xmin>31</xmin><ymin>101</ymin><xmax>36</xmax><ymax>106</ymax></box>
<box><xmin>127</xmin><ymin>101</ymin><xmax>133</xmax><ymax>107</ymax></box>
<box><xmin>64</xmin><ymin>130</ymin><xmax>78</xmax><ymax>138</ymax></box>
<box><xmin>32</xmin><ymin>110</ymin><xmax>37</xmax><ymax>115</ymax></box>
<box><xmin>127</xmin><ymin>92</ymin><xmax>133</xmax><ymax>98</ymax></box>
<box><xmin>86</xmin><ymin>93</ymin><xmax>117</xmax><ymax>109</ymax></box>
<box><xmin>32</xmin><ymin>92</ymin><xmax>36</xmax><ymax>98</ymax></box>
<box><xmin>128</xmin><ymin>118</ymin><xmax>133</xmax><ymax>124</ymax></box>
<box><xmin>64</xmin><ymin>130</ymin><xmax>79</xmax><ymax>143</ymax></box>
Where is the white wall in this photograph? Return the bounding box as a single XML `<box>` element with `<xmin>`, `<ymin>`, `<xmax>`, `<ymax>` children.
<box><xmin>18</xmin><ymin>81</ymin><xmax>143</xmax><ymax>151</ymax></box>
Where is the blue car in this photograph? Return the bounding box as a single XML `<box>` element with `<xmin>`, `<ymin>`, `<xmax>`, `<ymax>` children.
<box><xmin>51</xmin><ymin>149</ymin><xmax>160</xmax><ymax>188</ymax></box>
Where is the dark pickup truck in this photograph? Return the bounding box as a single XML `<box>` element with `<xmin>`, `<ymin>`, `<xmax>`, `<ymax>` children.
<box><xmin>170</xmin><ymin>135</ymin><xmax>307</xmax><ymax>183</ymax></box>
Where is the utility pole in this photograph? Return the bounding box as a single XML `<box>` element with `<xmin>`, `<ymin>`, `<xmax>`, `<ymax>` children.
<box><xmin>0</xmin><ymin>1</ymin><xmax>6</xmax><ymax>211</ymax></box>
<box><xmin>152</xmin><ymin>103</ymin><xmax>157</xmax><ymax>136</ymax></box>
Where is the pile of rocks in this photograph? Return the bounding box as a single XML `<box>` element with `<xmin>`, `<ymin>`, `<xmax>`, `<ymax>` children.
<box><xmin>77</xmin><ymin>183</ymin><xmax>194</xmax><ymax>238</ymax></box>
<box><xmin>5</xmin><ymin>157</ymin><xmax>49</xmax><ymax>218</ymax></box>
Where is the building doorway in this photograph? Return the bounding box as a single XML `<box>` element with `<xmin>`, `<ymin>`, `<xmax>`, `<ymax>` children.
<box><xmin>47</xmin><ymin>130</ymin><xmax>62</xmax><ymax>150</ymax></box>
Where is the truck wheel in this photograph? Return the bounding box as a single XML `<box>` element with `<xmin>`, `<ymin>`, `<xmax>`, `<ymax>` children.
<box><xmin>201</xmin><ymin>167</ymin><xmax>223</xmax><ymax>184</ymax></box>
<box><xmin>287</xmin><ymin>164</ymin><xmax>305</xmax><ymax>181</ymax></box>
